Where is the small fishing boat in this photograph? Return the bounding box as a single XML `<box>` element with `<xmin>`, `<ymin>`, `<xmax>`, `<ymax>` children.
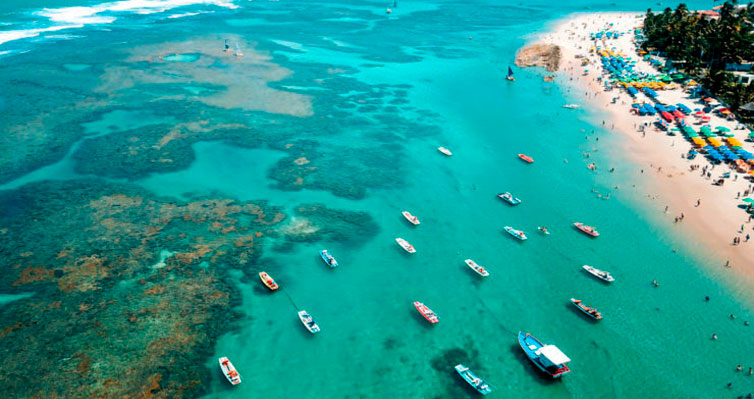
<box><xmin>518</xmin><ymin>332</ymin><xmax>571</xmax><ymax>378</ymax></box>
<box><xmin>218</xmin><ymin>357</ymin><xmax>241</xmax><ymax>385</ymax></box>
<box><xmin>570</xmin><ymin>298</ymin><xmax>602</xmax><ymax>320</ymax></box>
<box><xmin>438</xmin><ymin>147</ymin><xmax>452</xmax><ymax>156</ymax></box>
<box><xmin>537</xmin><ymin>226</ymin><xmax>550</xmax><ymax>235</ymax></box>
<box><xmin>414</xmin><ymin>301</ymin><xmax>439</xmax><ymax>323</ymax></box>
<box><xmin>504</xmin><ymin>226</ymin><xmax>527</xmax><ymax>241</ymax></box>
<box><xmin>320</xmin><ymin>250</ymin><xmax>338</xmax><ymax>268</ymax></box>
<box><xmin>497</xmin><ymin>192</ymin><xmax>521</xmax><ymax>205</ymax></box>
<box><xmin>298</xmin><ymin>310</ymin><xmax>320</xmax><ymax>333</ymax></box>
<box><xmin>506</xmin><ymin>66</ymin><xmax>515</xmax><ymax>81</ymax></box>
<box><xmin>518</xmin><ymin>153</ymin><xmax>534</xmax><ymax>163</ymax></box>
<box><xmin>573</xmin><ymin>222</ymin><xmax>599</xmax><ymax>237</ymax></box>
<box><xmin>455</xmin><ymin>364</ymin><xmax>493</xmax><ymax>395</ymax></box>
<box><xmin>258</xmin><ymin>271</ymin><xmax>278</xmax><ymax>290</ymax></box>
<box><xmin>402</xmin><ymin>211</ymin><xmax>420</xmax><ymax>225</ymax></box>
<box><xmin>396</xmin><ymin>238</ymin><xmax>416</xmax><ymax>253</ymax></box>
<box><xmin>464</xmin><ymin>259</ymin><xmax>489</xmax><ymax>277</ymax></box>
<box><xmin>582</xmin><ymin>265</ymin><xmax>615</xmax><ymax>282</ymax></box>
<box><xmin>563</xmin><ymin>104</ymin><xmax>581</xmax><ymax>109</ymax></box>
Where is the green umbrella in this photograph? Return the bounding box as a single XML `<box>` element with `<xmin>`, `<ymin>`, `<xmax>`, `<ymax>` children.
<box><xmin>671</xmin><ymin>128</ymin><xmax>681</xmax><ymax>132</ymax></box>
<box><xmin>701</xmin><ymin>126</ymin><xmax>712</xmax><ymax>134</ymax></box>
<box><xmin>748</xmin><ymin>132</ymin><xmax>754</xmax><ymax>138</ymax></box>
<box><xmin>716</xmin><ymin>126</ymin><xmax>730</xmax><ymax>132</ymax></box>
<box><xmin>742</xmin><ymin>198</ymin><xmax>754</xmax><ymax>203</ymax></box>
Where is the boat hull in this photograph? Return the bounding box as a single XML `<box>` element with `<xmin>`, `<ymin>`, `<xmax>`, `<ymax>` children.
<box><xmin>320</xmin><ymin>250</ymin><xmax>338</xmax><ymax>268</ymax></box>
<box><xmin>298</xmin><ymin>310</ymin><xmax>320</xmax><ymax>333</ymax></box>
<box><xmin>518</xmin><ymin>332</ymin><xmax>570</xmax><ymax>378</ymax></box>
<box><xmin>504</xmin><ymin>226</ymin><xmax>527</xmax><ymax>241</ymax></box>
<box><xmin>518</xmin><ymin>154</ymin><xmax>533</xmax><ymax>163</ymax></box>
<box><xmin>259</xmin><ymin>272</ymin><xmax>278</xmax><ymax>290</ymax></box>
<box><xmin>455</xmin><ymin>364</ymin><xmax>493</xmax><ymax>395</ymax></box>
<box><xmin>574</xmin><ymin>222</ymin><xmax>599</xmax><ymax>237</ymax></box>
<box><xmin>218</xmin><ymin>357</ymin><xmax>241</xmax><ymax>385</ymax></box>
<box><xmin>570</xmin><ymin>298</ymin><xmax>602</xmax><ymax>320</ymax></box>
<box><xmin>402</xmin><ymin>211</ymin><xmax>420</xmax><ymax>225</ymax></box>
<box><xmin>465</xmin><ymin>259</ymin><xmax>489</xmax><ymax>277</ymax></box>
<box><xmin>582</xmin><ymin>265</ymin><xmax>614</xmax><ymax>282</ymax></box>
<box><xmin>396</xmin><ymin>238</ymin><xmax>416</xmax><ymax>253</ymax></box>
<box><xmin>413</xmin><ymin>301</ymin><xmax>439</xmax><ymax>323</ymax></box>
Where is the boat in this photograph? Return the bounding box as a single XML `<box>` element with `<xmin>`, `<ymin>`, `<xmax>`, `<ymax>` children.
<box><xmin>563</xmin><ymin>104</ymin><xmax>581</xmax><ymax>109</ymax></box>
<box><xmin>258</xmin><ymin>272</ymin><xmax>279</xmax><ymax>290</ymax></box>
<box><xmin>438</xmin><ymin>147</ymin><xmax>452</xmax><ymax>156</ymax></box>
<box><xmin>582</xmin><ymin>265</ymin><xmax>615</xmax><ymax>282</ymax></box>
<box><xmin>402</xmin><ymin>211</ymin><xmax>420</xmax><ymax>225</ymax></box>
<box><xmin>234</xmin><ymin>42</ymin><xmax>243</xmax><ymax>57</ymax></box>
<box><xmin>298</xmin><ymin>310</ymin><xmax>320</xmax><ymax>333</ymax></box>
<box><xmin>320</xmin><ymin>250</ymin><xmax>338</xmax><ymax>268</ymax></box>
<box><xmin>218</xmin><ymin>357</ymin><xmax>241</xmax><ymax>385</ymax></box>
<box><xmin>537</xmin><ymin>226</ymin><xmax>550</xmax><ymax>235</ymax></box>
<box><xmin>455</xmin><ymin>364</ymin><xmax>493</xmax><ymax>395</ymax></box>
<box><xmin>573</xmin><ymin>222</ymin><xmax>599</xmax><ymax>237</ymax></box>
<box><xmin>497</xmin><ymin>192</ymin><xmax>521</xmax><ymax>205</ymax></box>
<box><xmin>396</xmin><ymin>238</ymin><xmax>416</xmax><ymax>253</ymax></box>
<box><xmin>504</xmin><ymin>226</ymin><xmax>527</xmax><ymax>241</ymax></box>
<box><xmin>413</xmin><ymin>301</ymin><xmax>439</xmax><ymax>323</ymax></box>
<box><xmin>464</xmin><ymin>259</ymin><xmax>489</xmax><ymax>277</ymax></box>
<box><xmin>518</xmin><ymin>153</ymin><xmax>533</xmax><ymax>163</ymax></box>
<box><xmin>506</xmin><ymin>66</ymin><xmax>515</xmax><ymax>81</ymax></box>
<box><xmin>223</xmin><ymin>39</ymin><xmax>231</xmax><ymax>52</ymax></box>
<box><xmin>518</xmin><ymin>332</ymin><xmax>571</xmax><ymax>378</ymax></box>
<box><xmin>570</xmin><ymin>298</ymin><xmax>602</xmax><ymax>320</ymax></box>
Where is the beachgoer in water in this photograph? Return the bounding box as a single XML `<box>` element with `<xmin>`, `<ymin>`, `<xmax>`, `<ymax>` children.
<box><xmin>652</xmin><ymin>280</ymin><xmax>659</xmax><ymax>287</ymax></box>
<box><xmin>705</xmin><ymin>296</ymin><xmax>710</xmax><ymax>301</ymax></box>
<box><xmin>731</xmin><ymin>314</ymin><xmax>736</xmax><ymax>319</ymax></box>
<box><xmin>712</xmin><ymin>333</ymin><xmax>718</xmax><ymax>340</ymax></box>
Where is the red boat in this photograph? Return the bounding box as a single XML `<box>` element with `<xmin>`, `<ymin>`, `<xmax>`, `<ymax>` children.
<box><xmin>518</xmin><ymin>154</ymin><xmax>534</xmax><ymax>163</ymax></box>
<box><xmin>413</xmin><ymin>301</ymin><xmax>439</xmax><ymax>324</ymax></box>
<box><xmin>574</xmin><ymin>222</ymin><xmax>599</xmax><ymax>237</ymax></box>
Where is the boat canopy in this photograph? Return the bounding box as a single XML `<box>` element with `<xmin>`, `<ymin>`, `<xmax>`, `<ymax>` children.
<box><xmin>536</xmin><ymin>345</ymin><xmax>571</xmax><ymax>366</ymax></box>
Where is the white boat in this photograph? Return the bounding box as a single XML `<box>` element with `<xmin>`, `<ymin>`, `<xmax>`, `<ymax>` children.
<box><xmin>218</xmin><ymin>357</ymin><xmax>241</xmax><ymax>385</ymax></box>
<box><xmin>298</xmin><ymin>310</ymin><xmax>320</xmax><ymax>333</ymax></box>
<box><xmin>582</xmin><ymin>265</ymin><xmax>614</xmax><ymax>282</ymax></box>
<box><xmin>235</xmin><ymin>42</ymin><xmax>243</xmax><ymax>57</ymax></box>
<box><xmin>497</xmin><ymin>192</ymin><xmax>521</xmax><ymax>205</ymax></box>
<box><xmin>563</xmin><ymin>104</ymin><xmax>581</xmax><ymax>109</ymax></box>
<box><xmin>465</xmin><ymin>259</ymin><xmax>489</xmax><ymax>277</ymax></box>
<box><xmin>402</xmin><ymin>211</ymin><xmax>420</xmax><ymax>225</ymax></box>
<box><xmin>504</xmin><ymin>226</ymin><xmax>527</xmax><ymax>241</ymax></box>
<box><xmin>438</xmin><ymin>147</ymin><xmax>452</xmax><ymax>156</ymax></box>
<box><xmin>396</xmin><ymin>238</ymin><xmax>416</xmax><ymax>253</ymax></box>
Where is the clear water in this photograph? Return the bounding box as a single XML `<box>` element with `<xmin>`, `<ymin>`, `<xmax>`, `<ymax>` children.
<box><xmin>0</xmin><ymin>0</ymin><xmax>749</xmax><ymax>398</ymax></box>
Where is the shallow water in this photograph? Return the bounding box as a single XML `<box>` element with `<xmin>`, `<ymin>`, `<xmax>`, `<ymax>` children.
<box><xmin>0</xmin><ymin>1</ymin><xmax>748</xmax><ymax>398</ymax></box>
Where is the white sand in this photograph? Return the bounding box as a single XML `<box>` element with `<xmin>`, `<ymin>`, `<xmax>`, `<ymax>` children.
<box><xmin>537</xmin><ymin>12</ymin><xmax>754</xmax><ymax>278</ymax></box>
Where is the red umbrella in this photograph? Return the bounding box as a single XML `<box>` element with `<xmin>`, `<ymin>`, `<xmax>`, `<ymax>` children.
<box><xmin>703</xmin><ymin>97</ymin><xmax>715</xmax><ymax>102</ymax></box>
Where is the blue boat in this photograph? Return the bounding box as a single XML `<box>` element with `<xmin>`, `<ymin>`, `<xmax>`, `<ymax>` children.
<box><xmin>454</xmin><ymin>364</ymin><xmax>493</xmax><ymax>395</ymax></box>
<box><xmin>518</xmin><ymin>332</ymin><xmax>571</xmax><ymax>378</ymax></box>
<box><xmin>320</xmin><ymin>250</ymin><xmax>338</xmax><ymax>268</ymax></box>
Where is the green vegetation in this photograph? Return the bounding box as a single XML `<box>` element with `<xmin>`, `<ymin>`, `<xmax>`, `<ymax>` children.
<box><xmin>642</xmin><ymin>2</ymin><xmax>754</xmax><ymax>113</ymax></box>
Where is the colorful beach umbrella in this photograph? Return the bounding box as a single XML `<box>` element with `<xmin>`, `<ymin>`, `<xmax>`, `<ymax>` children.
<box><xmin>716</xmin><ymin>126</ymin><xmax>730</xmax><ymax>132</ymax></box>
<box><xmin>743</xmin><ymin>198</ymin><xmax>754</xmax><ymax>203</ymax></box>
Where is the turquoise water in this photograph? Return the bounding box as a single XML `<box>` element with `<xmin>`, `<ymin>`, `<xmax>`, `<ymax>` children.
<box><xmin>1</xmin><ymin>0</ymin><xmax>751</xmax><ymax>398</ymax></box>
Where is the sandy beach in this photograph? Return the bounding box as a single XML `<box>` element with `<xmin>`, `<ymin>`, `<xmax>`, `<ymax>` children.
<box><xmin>534</xmin><ymin>12</ymin><xmax>754</xmax><ymax>279</ymax></box>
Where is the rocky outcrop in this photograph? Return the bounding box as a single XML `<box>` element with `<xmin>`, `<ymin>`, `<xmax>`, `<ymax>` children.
<box><xmin>515</xmin><ymin>44</ymin><xmax>562</xmax><ymax>72</ymax></box>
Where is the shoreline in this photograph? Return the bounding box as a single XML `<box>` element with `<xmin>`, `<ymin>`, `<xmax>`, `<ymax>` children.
<box><xmin>530</xmin><ymin>12</ymin><xmax>754</xmax><ymax>282</ymax></box>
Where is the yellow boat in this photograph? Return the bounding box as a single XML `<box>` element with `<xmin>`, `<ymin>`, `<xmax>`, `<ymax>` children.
<box><xmin>259</xmin><ymin>272</ymin><xmax>279</xmax><ymax>291</ymax></box>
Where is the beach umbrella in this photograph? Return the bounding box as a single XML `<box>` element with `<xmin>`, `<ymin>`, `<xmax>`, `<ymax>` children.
<box><xmin>716</xmin><ymin>126</ymin><xmax>730</xmax><ymax>132</ymax></box>
<box><xmin>742</xmin><ymin>198</ymin><xmax>754</xmax><ymax>203</ymax></box>
<box><xmin>748</xmin><ymin>132</ymin><xmax>754</xmax><ymax>139</ymax></box>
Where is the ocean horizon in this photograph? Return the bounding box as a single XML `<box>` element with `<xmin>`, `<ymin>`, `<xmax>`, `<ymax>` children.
<box><xmin>0</xmin><ymin>1</ymin><xmax>751</xmax><ymax>398</ymax></box>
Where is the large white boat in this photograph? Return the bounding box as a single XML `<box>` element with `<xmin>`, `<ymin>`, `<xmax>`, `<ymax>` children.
<box><xmin>464</xmin><ymin>259</ymin><xmax>489</xmax><ymax>277</ymax></box>
<box><xmin>298</xmin><ymin>310</ymin><xmax>320</xmax><ymax>333</ymax></box>
<box><xmin>582</xmin><ymin>265</ymin><xmax>614</xmax><ymax>282</ymax></box>
<box><xmin>218</xmin><ymin>357</ymin><xmax>241</xmax><ymax>385</ymax></box>
<box><xmin>396</xmin><ymin>238</ymin><xmax>416</xmax><ymax>253</ymax></box>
